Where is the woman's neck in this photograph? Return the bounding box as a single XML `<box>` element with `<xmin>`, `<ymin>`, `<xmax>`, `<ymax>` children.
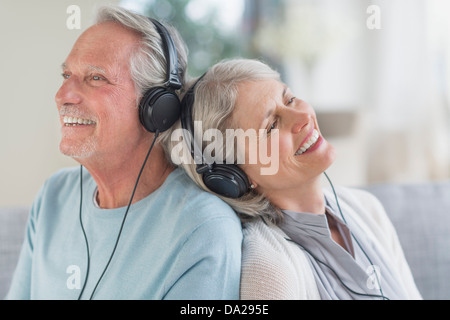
<box><xmin>265</xmin><ymin>177</ymin><xmax>325</xmax><ymax>215</ymax></box>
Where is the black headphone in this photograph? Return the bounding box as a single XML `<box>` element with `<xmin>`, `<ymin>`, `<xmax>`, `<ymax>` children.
<box><xmin>180</xmin><ymin>75</ymin><xmax>250</xmax><ymax>199</ymax></box>
<box><xmin>138</xmin><ymin>18</ymin><xmax>182</xmax><ymax>133</ymax></box>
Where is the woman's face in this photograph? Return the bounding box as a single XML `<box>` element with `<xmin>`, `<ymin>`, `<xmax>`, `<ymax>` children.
<box><xmin>232</xmin><ymin>79</ymin><xmax>336</xmax><ymax>196</ymax></box>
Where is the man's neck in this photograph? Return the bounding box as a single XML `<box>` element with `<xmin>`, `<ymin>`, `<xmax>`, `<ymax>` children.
<box><xmin>79</xmin><ymin>144</ymin><xmax>175</xmax><ymax>209</ymax></box>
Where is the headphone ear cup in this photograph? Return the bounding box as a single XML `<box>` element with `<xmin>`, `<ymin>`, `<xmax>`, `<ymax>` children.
<box><xmin>139</xmin><ymin>87</ymin><xmax>181</xmax><ymax>133</ymax></box>
<box><xmin>202</xmin><ymin>164</ymin><xmax>249</xmax><ymax>199</ymax></box>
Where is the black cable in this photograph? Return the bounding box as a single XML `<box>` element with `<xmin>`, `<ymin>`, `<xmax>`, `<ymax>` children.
<box><xmin>77</xmin><ymin>165</ymin><xmax>89</xmax><ymax>300</ymax></box>
<box><xmin>323</xmin><ymin>171</ymin><xmax>388</xmax><ymax>300</ymax></box>
<box><xmin>78</xmin><ymin>130</ymin><xmax>160</xmax><ymax>300</ymax></box>
<box><xmin>284</xmin><ymin>238</ymin><xmax>389</xmax><ymax>300</ymax></box>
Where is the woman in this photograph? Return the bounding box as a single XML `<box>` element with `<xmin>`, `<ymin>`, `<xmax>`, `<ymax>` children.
<box><xmin>162</xmin><ymin>59</ymin><xmax>422</xmax><ymax>300</ymax></box>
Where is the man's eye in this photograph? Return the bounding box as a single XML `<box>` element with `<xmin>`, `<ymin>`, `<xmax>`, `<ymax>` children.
<box><xmin>62</xmin><ymin>73</ymin><xmax>70</xmax><ymax>80</ymax></box>
<box><xmin>287</xmin><ymin>97</ymin><xmax>296</xmax><ymax>105</ymax></box>
<box><xmin>88</xmin><ymin>75</ymin><xmax>109</xmax><ymax>85</ymax></box>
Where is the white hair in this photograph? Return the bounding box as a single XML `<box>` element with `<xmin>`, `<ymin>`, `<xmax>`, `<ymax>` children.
<box><xmin>95</xmin><ymin>5</ymin><xmax>188</xmax><ymax>102</ymax></box>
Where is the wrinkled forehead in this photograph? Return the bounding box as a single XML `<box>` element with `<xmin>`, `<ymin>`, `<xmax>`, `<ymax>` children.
<box><xmin>64</xmin><ymin>22</ymin><xmax>140</xmax><ymax>75</ymax></box>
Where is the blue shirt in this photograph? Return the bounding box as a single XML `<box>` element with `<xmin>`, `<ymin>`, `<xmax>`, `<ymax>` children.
<box><xmin>6</xmin><ymin>167</ymin><xmax>242</xmax><ymax>300</ymax></box>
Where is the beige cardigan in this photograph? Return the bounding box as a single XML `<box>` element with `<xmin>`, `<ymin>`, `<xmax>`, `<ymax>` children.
<box><xmin>240</xmin><ymin>187</ymin><xmax>422</xmax><ymax>300</ymax></box>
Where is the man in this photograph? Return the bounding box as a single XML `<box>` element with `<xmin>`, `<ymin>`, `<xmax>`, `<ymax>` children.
<box><xmin>6</xmin><ymin>5</ymin><xmax>242</xmax><ymax>300</ymax></box>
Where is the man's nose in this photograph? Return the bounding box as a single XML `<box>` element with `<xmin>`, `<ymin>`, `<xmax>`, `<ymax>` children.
<box><xmin>55</xmin><ymin>77</ymin><xmax>82</xmax><ymax>106</ymax></box>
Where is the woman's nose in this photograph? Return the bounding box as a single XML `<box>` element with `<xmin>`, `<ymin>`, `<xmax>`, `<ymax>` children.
<box><xmin>290</xmin><ymin>110</ymin><xmax>313</xmax><ymax>134</ymax></box>
<box><xmin>55</xmin><ymin>77</ymin><xmax>82</xmax><ymax>107</ymax></box>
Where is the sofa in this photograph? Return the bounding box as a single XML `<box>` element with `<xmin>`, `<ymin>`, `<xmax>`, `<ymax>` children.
<box><xmin>1</xmin><ymin>180</ymin><xmax>449</xmax><ymax>300</ymax></box>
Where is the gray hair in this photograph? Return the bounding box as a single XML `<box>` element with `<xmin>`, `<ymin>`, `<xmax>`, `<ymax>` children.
<box><xmin>162</xmin><ymin>59</ymin><xmax>283</xmax><ymax>223</ymax></box>
<box><xmin>95</xmin><ymin>5</ymin><xmax>188</xmax><ymax>103</ymax></box>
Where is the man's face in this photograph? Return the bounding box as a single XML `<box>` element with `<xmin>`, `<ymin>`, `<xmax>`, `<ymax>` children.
<box><xmin>55</xmin><ymin>22</ymin><xmax>144</xmax><ymax>161</ymax></box>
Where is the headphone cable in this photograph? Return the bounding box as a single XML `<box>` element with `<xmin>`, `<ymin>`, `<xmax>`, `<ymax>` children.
<box><xmin>323</xmin><ymin>172</ymin><xmax>388</xmax><ymax>300</ymax></box>
<box><xmin>77</xmin><ymin>165</ymin><xmax>89</xmax><ymax>300</ymax></box>
<box><xmin>78</xmin><ymin>130</ymin><xmax>160</xmax><ymax>300</ymax></box>
<box><xmin>284</xmin><ymin>237</ymin><xmax>389</xmax><ymax>300</ymax></box>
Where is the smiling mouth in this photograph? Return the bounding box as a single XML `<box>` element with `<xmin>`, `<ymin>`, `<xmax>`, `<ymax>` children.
<box><xmin>295</xmin><ymin>129</ymin><xmax>320</xmax><ymax>156</ymax></box>
<box><xmin>63</xmin><ymin>116</ymin><xmax>96</xmax><ymax>127</ymax></box>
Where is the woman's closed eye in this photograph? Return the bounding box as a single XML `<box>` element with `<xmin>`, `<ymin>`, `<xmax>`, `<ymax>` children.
<box><xmin>267</xmin><ymin>118</ymin><xmax>279</xmax><ymax>134</ymax></box>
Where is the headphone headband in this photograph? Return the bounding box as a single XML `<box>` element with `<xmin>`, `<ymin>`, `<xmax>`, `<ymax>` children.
<box><xmin>180</xmin><ymin>74</ymin><xmax>206</xmax><ymax>166</ymax></box>
<box><xmin>149</xmin><ymin>18</ymin><xmax>182</xmax><ymax>90</ymax></box>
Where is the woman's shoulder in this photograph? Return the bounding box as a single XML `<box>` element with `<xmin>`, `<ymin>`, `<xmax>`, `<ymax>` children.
<box><xmin>324</xmin><ymin>186</ymin><xmax>392</xmax><ymax>233</ymax></box>
<box><xmin>242</xmin><ymin>219</ymin><xmax>312</xmax><ymax>272</ymax></box>
<box><xmin>242</xmin><ymin>218</ymin><xmax>289</xmax><ymax>250</ymax></box>
<box><xmin>240</xmin><ymin>219</ymin><xmax>320</xmax><ymax>300</ymax></box>
<box><xmin>326</xmin><ymin>186</ymin><xmax>382</xmax><ymax>210</ymax></box>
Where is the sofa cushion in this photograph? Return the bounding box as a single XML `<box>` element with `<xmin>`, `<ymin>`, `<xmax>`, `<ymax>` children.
<box><xmin>364</xmin><ymin>181</ymin><xmax>450</xmax><ymax>300</ymax></box>
<box><xmin>0</xmin><ymin>207</ymin><xmax>29</xmax><ymax>299</ymax></box>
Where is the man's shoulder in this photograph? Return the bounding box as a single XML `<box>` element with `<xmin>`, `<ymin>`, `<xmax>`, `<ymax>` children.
<box><xmin>28</xmin><ymin>167</ymin><xmax>82</xmax><ymax>221</ymax></box>
<box><xmin>165</xmin><ymin>169</ymin><xmax>236</xmax><ymax>211</ymax></box>
<box><xmin>38</xmin><ymin>166</ymin><xmax>81</xmax><ymax>195</ymax></box>
<box><xmin>45</xmin><ymin>166</ymin><xmax>81</xmax><ymax>184</ymax></box>
<box><xmin>161</xmin><ymin>168</ymin><xmax>241</xmax><ymax>226</ymax></box>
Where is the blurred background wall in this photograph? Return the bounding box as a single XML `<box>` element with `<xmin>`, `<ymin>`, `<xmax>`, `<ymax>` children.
<box><xmin>1</xmin><ymin>0</ymin><xmax>449</xmax><ymax>206</ymax></box>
